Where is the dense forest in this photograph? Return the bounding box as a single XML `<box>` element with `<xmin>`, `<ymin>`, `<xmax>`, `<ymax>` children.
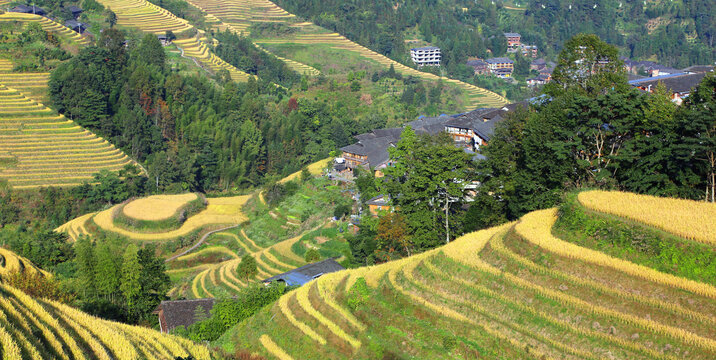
<box><xmin>273</xmin><ymin>0</ymin><xmax>715</xmax><ymax>76</ymax></box>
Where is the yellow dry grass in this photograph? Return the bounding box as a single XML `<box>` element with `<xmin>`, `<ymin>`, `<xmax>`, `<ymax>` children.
<box><xmin>578</xmin><ymin>190</ymin><xmax>716</xmax><ymax>245</ymax></box>
<box><xmin>122</xmin><ymin>193</ymin><xmax>199</xmax><ymax>221</ymax></box>
<box><xmin>92</xmin><ymin>195</ymin><xmax>250</xmax><ymax>240</ymax></box>
<box><xmin>516</xmin><ymin>208</ymin><xmax>716</xmax><ymax>299</ymax></box>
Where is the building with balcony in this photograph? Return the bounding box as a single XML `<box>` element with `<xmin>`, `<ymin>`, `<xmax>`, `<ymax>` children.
<box><xmin>504</xmin><ymin>32</ymin><xmax>521</xmax><ymax>51</ymax></box>
<box><xmin>410</xmin><ymin>46</ymin><xmax>441</xmax><ymax>66</ymax></box>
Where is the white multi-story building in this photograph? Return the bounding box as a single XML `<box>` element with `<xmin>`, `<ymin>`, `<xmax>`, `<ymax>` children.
<box><xmin>410</xmin><ymin>46</ymin><xmax>441</xmax><ymax>66</ymax></box>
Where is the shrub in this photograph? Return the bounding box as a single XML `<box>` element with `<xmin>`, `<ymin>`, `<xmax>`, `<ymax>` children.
<box><xmin>236</xmin><ymin>254</ymin><xmax>258</xmax><ymax>281</ymax></box>
<box><xmin>304</xmin><ymin>248</ymin><xmax>321</xmax><ymax>263</ymax></box>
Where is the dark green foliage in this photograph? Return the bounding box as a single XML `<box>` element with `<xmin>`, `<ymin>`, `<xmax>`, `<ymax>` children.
<box><xmin>333</xmin><ymin>203</ymin><xmax>351</xmax><ymax>219</ymax></box>
<box><xmin>347</xmin><ymin>225</ymin><xmax>377</xmax><ymax>265</ymax></box>
<box><xmin>264</xmin><ymin>181</ymin><xmax>299</xmax><ymax>206</ymax></box>
<box><xmin>555</xmin><ymin>193</ymin><xmax>716</xmax><ymax>285</ymax></box>
<box><xmin>173</xmin><ymin>282</ymin><xmax>287</xmax><ymax>342</ymax></box>
<box><xmin>3</xmin><ymin>231</ymin><xmax>73</xmax><ymax>272</ymax></box>
<box><xmin>381</xmin><ymin>129</ymin><xmax>474</xmax><ymax>249</ymax></box>
<box><xmin>304</xmin><ymin>248</ymin><xmax>321</xmax><ymax>263</ymax></box>
<box><xmin>71</xmin><ymin>236</ymin><xmax>170</xmax><ymax>324</ymax></box>
<box><xmin>236</xmin><ymin>254</ymin><xmax>258</xmax><ymax>281</ymax></box>
<box><xmin>214</xmin><ymin>30</ymin><xmax>300</xmax><ymax>88</ymax></box>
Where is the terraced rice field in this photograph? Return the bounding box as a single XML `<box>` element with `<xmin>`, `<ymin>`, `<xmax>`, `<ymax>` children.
<box><xmin>57</xmin><ymin>195</ymin><xmax>250</xmax><ymax>241</ymax></box>
<box><xmin>225</xmin><ymin>192</ymin><xmax>716</xmax><ymax>359</ymax></box>
<box><xmin>0</xmin><ymin>248</ymin><xmax>50</xmax><ymax>278</ymax></box>
<box><xmin>96</xmin><ymin>0</ymin><xmax>253</xmax><ymax>82</ymax></box>
<box><xmin>578</xmin><ymin>190</ymin><xmax>716</xmax><ymax>244</ymax></box>
<box><xmin>0</xmin><ymin>84</ymin><xmax>135</xmax><ymax>189</ymax></box>
<box><xmin>0</xmin><ymin>12</ymin><xmax>91</xmax><ymax>46</ymax></box>
<box><xmin>0</xmin><ymin>283</ymin><xmax>210</xmax><ymax>360</ymax></box>
<box><xmin>184</xmin><ymin>0</ymin><xmax>508</xmax><ymax>110</ymax></box>
<box><xmin>185</xmin><ymin>0</ymin><xmax>294</xmax><ymax>34</ymax></box>
<box><xmin>186</xmin><ymin>226</ymin><xmax>309</xmax><ymax>298</ymax></box>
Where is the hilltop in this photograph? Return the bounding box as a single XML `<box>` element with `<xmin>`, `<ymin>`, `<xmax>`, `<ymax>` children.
<box><xmin>216</xmin><ymin>190</ymin><xmax>716</xmax><ymax>359</ymax></box>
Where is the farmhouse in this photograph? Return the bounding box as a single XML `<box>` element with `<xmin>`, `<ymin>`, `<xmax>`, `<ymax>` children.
<box><xmin>157</xmin><ymin>34</ymin><xmax>173</xmax><ymax>46</ymax></box>
<box><xmin>445</xmin><ymin>104</ymin><xmax>522</xmax><ymax>150</ymax></box>
<box><xmin>410</xmin><ymin>46</ymin><xmax>441</xmax><ymax>66</ymax></box>
<box><xmin>366</xmin><ymin>194</ymin><xmax>392</xmax><ymax>216</ymax></box>
<box><xmin>263</xmin><ymin>258</ymin><xmax>345</xmax><ymax>286</ymax></box>
<box><xmin>65</xmin><ymin>20</ymin><xmax>88</xmax><ymax>34</ymax></box>
<box><xmin>9</xmin><ymin>5</ymin><xmax>46</xmax><ymax>16</ymax></box>
<box><xmin>340</xmin><ymin>115</ymin><xmax>453</xmax><ymax>174</ymax></box>
<box><xmin>486</xmin><ymin>57</ymin><xmax>514</xmax><ymax>78</ymax></box>
<box><xmin>153</xmin><ymin>298</ymin><xmax>216</xmax><ymax>334</ymax></box>
<box><xmin>629</xmin><ymin>72</ymin><xmax>707</xmax><ymax>105</ymax></box>
<box><xmin>466</xmin><ymin>59</ymin><xmax>489</xmax><ymax>75</ymax></box>
<box><xmin>67</xmin><ymin>5</ymin><xmax>83</xmax><ymax>18</ymax></box>
<box><xmin>504</xmin><ymin>32</ymin><xmax>521</xmax><ymax>51</ymax></box>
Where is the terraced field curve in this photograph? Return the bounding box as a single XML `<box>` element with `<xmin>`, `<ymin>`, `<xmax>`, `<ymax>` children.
<box><xmin>184</xmin><ymin>0</ymin><xmax>508</xmax><ymax>110</ymax></box>
<box><xmin>96</xmin><ymin>0</ymin><xmax>253</xmax><ymax>82</ymax></box>
<box><xmin>224</xmin><ymin>191</ymin><xmax>716</xmax><ymax>359</ymax></box>
<box><xmin>0</xmin><ymin>283</ymin><xmax>210</xmax><ymax>359</ymax></box>
<box><xmin>0</xmin><ymin>84</ymin><xmax>135</xmax><ymax>189</ymax></box>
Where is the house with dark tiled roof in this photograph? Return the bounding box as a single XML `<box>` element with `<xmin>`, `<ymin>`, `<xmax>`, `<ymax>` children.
<box><xmin>366</xmin><ymin>194</ymin><xmax>392</xmax><ymax>216</ymax></box>
<box><xmin>445</xmin><ymin>103</ymin><xmax>525</xmax><ymax>150</ymax></box>
<box><xmin>153</xmin><ymin>298</ymin><xmax>216</xmax><ymax>334</ymax></box>
<box><xmin>65</xmin><ymin>20</ymin><xmax>88</xmax><ymax>34</ymax></box>
<box><xmin>339</xmin><ymin>115</ymin><xmax>455</xmax><ymax>175</ymax></box>
<box><xmin>67</xmin><ymin>5</ymin><xmax>83</xmax><ymax>18</ymax></box>
<box><xmin>629</xmin><ymin>72</ymin><xmax>707</xmax><ymax>105</ymax></box>
<box><xmin>263</xmin><ymin>258</ymin><xmax>345</xmax><ymax>286</ymax></box>
<box><xmin>682</xmin><ymin>65</ymin><xmax>714</xmax><ymax>74</ymax></box>
<box><xmin>466</xmin><ymin>59</ymin><xmax>489</xmax><ymax>75</ymax></box>
<box><xmin>10</xmin><ymin>5</ymin><xmax>46</xmax><ymax>15</ymax></box>
<box><xmin>504</xmin><ymin>32</ymin><xmax>521</xmax><ymax>50</ymax></box>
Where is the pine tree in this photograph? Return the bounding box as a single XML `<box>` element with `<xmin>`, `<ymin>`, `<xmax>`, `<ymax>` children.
<box><xmin>120</xmin><ymin>244</ymin><xmax>143</xmax><ymax>314</ymax></box>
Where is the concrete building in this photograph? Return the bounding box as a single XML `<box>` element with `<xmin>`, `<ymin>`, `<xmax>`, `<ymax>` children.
<box><xmin>410</xmin><ymin>46</ymin><xmax>441</xmax><ymax>66</ymax></box>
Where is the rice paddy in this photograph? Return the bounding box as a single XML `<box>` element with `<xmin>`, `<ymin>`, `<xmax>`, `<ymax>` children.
<box><xmin>219</xmin><ymin>192</ymin><xmax>716</xmax><ymax>359</ymax></box>
<box><xmin>183</xmin><ymin>0</ymin><xmax>508</xmax><ymax>110</ymax></box>
<box><xmin>122</xmin><ymin>193</ymin><xmax>200</xmax><ymax>221</ymax></box>
<box><xmin>0</xmin><ymin>248</ymin><xmax>50</xmax><ymax>278</ymax></box>
<box><xmin>0</xmin><ymin>12</ymin><xmax>91</xmax><ymax>47</ymax></box>
<box><xmin>95</xmin><ymin>0</ymin><xmax>254</xmax><ymax>82</ymax></box>
<box><xmin>0</xmin><ymin>83</ymin><xmax>136</xmax><ymax>189</ymax></box>
<box><xmin>0</xmin><ymin>282</ymin><xmax>211</xmax><ymax>360</ymax></box>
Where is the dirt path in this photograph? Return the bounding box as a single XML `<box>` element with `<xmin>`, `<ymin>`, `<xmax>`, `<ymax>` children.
<box><xmin>165</xmin><ymin>225</ymin><xmax>239</xmax><ymax>262</ymax></box>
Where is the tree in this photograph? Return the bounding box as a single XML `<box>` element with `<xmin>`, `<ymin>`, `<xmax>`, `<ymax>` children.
<box><xmin>104</xmin><ymin>8</ymin><xmax>117</xmax><ymax>28</ymax></box>
<box><xmin>304</xmin><ymin>248</ymin><xmax>321</xmax><ymax>263</ymax></box>
<box><xmin>375</xmin><ymin>212</ymin><xmax>412</xmax><ymax>261</ymax></box>
<box><xmin>546</xmin><ymin>33</ymin><xmax>627</xmax><ymax>97</ymax></box>
<box><xmin>120</xmin><ymin>244</ymin><xmax>143</xmax><ymax>314</ymax></box>
<box><xmin>381</xmin><ymin>128</ymin><xmax>473</xmax><ymax>249</ymax></box>
<box><xmin>236</xmin><ymin>254</ymin><xmax>258</xmax><ymax>281</ymax></box>
<box><xmin>671</xmin><ymin>73</ymin><xmax>716</xmax><ymax>201</ymax></box>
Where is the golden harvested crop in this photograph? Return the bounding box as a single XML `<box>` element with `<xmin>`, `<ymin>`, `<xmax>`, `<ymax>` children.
<box><xmin>260</xmin><ymin>334</ymin><xmax>294</xmax><ymax>360</ymax></box>
<box><xmin>122</xmin><ymin>193</ymin><xmax>198</xmax><ymax>221</ymax></box>
<box><xmin>279</xmin><ymin>158</ymin><xmax>332</xmax><ymax>184</ymax></box>
<box><xmin>91</xmin><ymin>195</ymin><xmax>250</xmax><ymax>240</ymax></box>
<box><xmin>578</xmin><ymin>190</ymin><xmax>716</xmax><ymax>244</ymax></box>
<box><xmin>0</xmin><ymin>248</ymin><xmax>50</xmax><ymax>278</ymax></box>
<box><xmin>295</xmin><ymin>282</ymin><xmax>361</xmax><ymax>348</ymax></box>
<box><xmin>516</xmin><ymin>208</ymin><xmax>716</xmax><ymax>299</ymax></box>
<box><xmin>0</xmin><ymin>283</ymin><xmax>210</xmax><ymax>359</ymax></box>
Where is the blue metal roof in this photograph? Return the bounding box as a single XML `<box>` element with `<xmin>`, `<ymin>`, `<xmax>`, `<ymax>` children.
<box><xmin>628</xmin><ymin>73</ymin><xmax>688</xmax><ymax>85</ymax></box>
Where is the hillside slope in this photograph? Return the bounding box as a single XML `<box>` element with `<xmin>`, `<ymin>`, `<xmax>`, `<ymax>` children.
<box><xmin>0</xmin><ymin>83</ymin><xmax>136</xmax><ymax>189</ymax></box>
<box><xmin>182</xmin><ymin>0</ymin><xmax>508</xmax><ymax>110</ymax></box>
<box><xmin>0</xmin><ymin>282</ymin><xmax>210</xmax><ymax>359</ymax></box>
<box><xmin>96</xmin><ymin>0</ymin><xmax>253</xmax><ymax>82</ymax></box>
<box><xmin>219</xmin><ymin>191</ymin><xmax>716</xmax><ymax>359</ymax></box>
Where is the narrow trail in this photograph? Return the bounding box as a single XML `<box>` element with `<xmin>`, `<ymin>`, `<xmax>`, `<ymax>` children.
<box><xmin>165</xmin><ymin>224</ymin><xmax>239</xmax><ymax>262</ymax></box>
